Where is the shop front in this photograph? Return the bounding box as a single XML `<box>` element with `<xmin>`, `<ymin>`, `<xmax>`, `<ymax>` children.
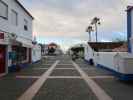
<box><xmin>12</xmin><ymin>46</ymin><xmax>28</xmax><ymax>64</ymax></box>
<box><xmin>0</xmin><ymin>32</ymin><xmax>8</xmax><ymax>76</ymax></box>
<box><xmin>8</xmin><ymin>37</ymin><xmax>33</xmax><ymax>72</ymax></box>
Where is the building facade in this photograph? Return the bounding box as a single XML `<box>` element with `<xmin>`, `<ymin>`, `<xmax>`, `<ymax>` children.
<box><xmin>0</xmin><ymin>0</ymin><xmax>33</xmax><ymax>75</ymax></box>
<box><xmin>32</xmin><ymin>44</ymin><xmax>41</xmax><ymax>63</ymax></box>
<box><xmin>127</xmin><ymin>6</ymin><xmax>133</xmax><ymax>53</ymax></box>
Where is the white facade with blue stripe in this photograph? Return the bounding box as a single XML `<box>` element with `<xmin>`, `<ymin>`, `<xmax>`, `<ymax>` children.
<box><xmin>127</xmin><ymin>6</ymin><xmax>133</xmax><ymax>53</ymax></box>
<box><xmin>84</xmin><ymin>6</ymin><xmax>133</xmax><ymax>81</ymax></box>
<box><xmin>96</xmin><ymin>6</ymin><xmax>133</xmax><ymax>80</ymax></box>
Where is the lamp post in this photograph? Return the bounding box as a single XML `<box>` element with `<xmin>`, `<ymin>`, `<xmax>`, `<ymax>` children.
<box><xmin>91</xmin><ymin>17</ymin><xmax>101</xmax><ymax>42</ymax></box>
<box><xmin>86</xmin><ymin>26</ymin><xmax>93</xmax><ymax>42</ymax></box>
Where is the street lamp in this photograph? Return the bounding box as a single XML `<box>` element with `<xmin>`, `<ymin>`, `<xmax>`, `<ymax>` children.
<box><xmin>86</xmin><ymin>26</ymin><xmax>93</xmax><ymax>42</ymax></box>
<box><xmin>91</xmin><ymin>17</ymin><xmax>101</xmax><ymax>42</ymax></box>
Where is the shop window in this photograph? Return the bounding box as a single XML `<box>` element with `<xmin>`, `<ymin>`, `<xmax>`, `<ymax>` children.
<box><xmin>24</xmin><ymin>19</ymin><xmax>28</xmax><ymax>31</ymax></box>
<box><xmin>12</xmin><ymin>46</ymin><xmax>27</xmax><ymax>64</ymax></box>
<box><xmin>0</xmin><ymin>0</ymin><xmax>8</xmax><ymax>19</ymax></box>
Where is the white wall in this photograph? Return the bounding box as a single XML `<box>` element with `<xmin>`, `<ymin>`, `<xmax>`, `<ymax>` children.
<box><xmin>114</xmin><ymin>53</ymin><xmax>133</xmax><ymax>74</ymax></box>
<box><xmin>32</xmin><ymin>45</ymin><xmax>41</xmax><ymax>62</ymax></box>
<box><xmin>84</xmin><ymin>44</ymin><xmax>94</xmax><ymax>61</ymax></box>
<box><xmin>0</xmin><ymin>0</ymin><xmax>33</xmax><ymax>40</ymax></box>
<box><xmin>95</xmin><ymin>52</ymin><xmax>127</xmax><ymax>71</ymax></box>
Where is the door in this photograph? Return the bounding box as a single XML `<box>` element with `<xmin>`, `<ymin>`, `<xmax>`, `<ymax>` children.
<box><xmin>0</xmin><ymin>45</ymin><xmax>6</xmax><ymax>74</ymax></box>
<box><xmin>29</xmin><ymin>48</ymin><xmax>31</xmax><ymax>63</ymax></box>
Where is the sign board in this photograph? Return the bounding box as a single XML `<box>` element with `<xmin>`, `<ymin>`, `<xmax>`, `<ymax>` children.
<box><xmin>0</xmin><ymin>32</ymin><xmax>4</xmax><ymax>39</ymax></box>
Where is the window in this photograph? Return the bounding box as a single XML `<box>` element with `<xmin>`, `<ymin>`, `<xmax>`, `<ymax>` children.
<box><xmin>0</xmin><ymin>0</ymin><xmax>8</xmax><ymax>19</ymax></box>
<box><xmin>12</xmin><ymin>46</ymin><xmax>27</xmax><ymax>64</ymax></box>
<box><xmin>24</xmin><ymin>19</ymin><xmax>28</xmax><ymax>31</ymax></box>
<box><xmin>11</xmin><ymin>10</ymin><xmax>18</xmax><ymax>26</ymax></box>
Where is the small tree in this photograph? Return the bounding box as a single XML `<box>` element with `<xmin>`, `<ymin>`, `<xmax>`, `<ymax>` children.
<box><xmin>91</xmin><ymin>17</ymin><xmax>101</xmax><ymax>42</ymax></box>
<box><xmin>86</xmin><ymin>26</ymin><xmax>93</xmax><ymax>42</ymax></box>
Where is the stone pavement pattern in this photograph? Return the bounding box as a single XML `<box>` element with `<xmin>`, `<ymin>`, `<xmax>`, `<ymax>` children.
<box><xmin>0</xmin><ymin>55</ymin><xmax>133</xmax><ymax>100</ymax></box>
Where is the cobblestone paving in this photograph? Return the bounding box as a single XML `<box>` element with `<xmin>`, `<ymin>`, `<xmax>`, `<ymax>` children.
<box><xmin>75</xmin><ymin>59</ymin><xmax>113</xmax><ymax>76</ymax></box>
<box><xmin>93</xmin><ymin>78</ymin><xmax>133</xmax><ymax>100</ymax></box>
<box><xmin>76</xmin><ymin>58</ymin><xmax>133</xmax><ymax>100</ymax></box>
<box><xmin>50</xmin><ymin>69</ymin><xmax>81</xmax><ymax>76</ymax></box>
<box><xmin>15</xmin><ymin>69</ymin><xmax>47</xmax><ymax>76</ymax></box>
<box><xmin>55</xmin><ymin>65</ymin><xmax>75</xmax><ymax>68</ymax></box>
<box><xmin>82</xmin><ymin>67</ymin><xmax>113</xmax><ymax>76</ymax></box>
<box><xmin>1</xmin><ymin>55</ymin><xmax>133</xmax><ymax>100</ymax></box>
<box><xmin>0</xmin><ymin>77</ymin><xmax>37</xmax><ymax>100</ymax></box>
<box><xmin>0</xmin><ymin>57</ymin><xmax>54</xmax><ymax>100</ymax></box>
<box><xmin>33</xmin><ymin>79</ymin><xmax>97</xmax><ymax>100</ymax></box>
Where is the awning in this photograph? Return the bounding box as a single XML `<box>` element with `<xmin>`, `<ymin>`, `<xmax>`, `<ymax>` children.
<box><xmin>22</xmin><ymin>42</ymin><xmax>33</xmax><ymax>48</ymax></box>
<box><xmin>12</xmin><ymin>37</ymin><xmax>33</xmax><ymax>48</ymax></box>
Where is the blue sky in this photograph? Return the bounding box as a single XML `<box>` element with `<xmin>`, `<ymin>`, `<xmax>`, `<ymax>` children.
<box><xmin>19</xmin><ymin>0</ymin><xmax>133</xmax><ymax>50</ymax></box>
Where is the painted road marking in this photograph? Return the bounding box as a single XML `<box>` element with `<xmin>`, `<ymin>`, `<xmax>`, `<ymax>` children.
<box><xmin>81</xmin><ymin>67</ymin><xmax>96</xmax><ymax>70</ymax></box>
<box><xmin>42</xmin><ymin>64</ymin><xmax>52</xmax><ymax>66</ymax></box>
<box><xmin>16</xmin><ymin>75</ymin><xmax>113</xmax><ymax>79</ymax></box>
<box><xmin>72</xmin><ymin>61</ymin><xmax>112</xmax><ymax>100</ymax></box>
<box><xmin>33</xmin><ymin>68</ymin><xmax>49</xmax><ymax>70</ymax></box>
<box><xmin>89</xmin><ymin>76</ymin><xmax>114</xmax><ymax>79</ymax></box>
<box><xmin>57</xmin><ymin>64</ymin><xmax>73</xmax><ymax>65</ymax></box>
<box><xmin>16</xmin><ymin>76</ymin><xmax>40</xmax><ymax>79</ymax></box>
<box><xmin>54</xmin><ymin>68</ymin><xmax>75</xmax><ymax>70</ymax></box>
<box><xmin>18</xmin><ymin>60</ymin><xmax>59</xmax><ymax>100</ymax></box>
<box><xmin>48</xmin><ymin>76</ymin><xmax>82</xmax><ymax>79</ymax></box>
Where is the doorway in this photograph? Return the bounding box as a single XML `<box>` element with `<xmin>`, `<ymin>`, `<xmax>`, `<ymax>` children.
<box><xmin>0</xmin><ymin>45</ymin><xmax>6</xmax><ymax>74</ymax></box>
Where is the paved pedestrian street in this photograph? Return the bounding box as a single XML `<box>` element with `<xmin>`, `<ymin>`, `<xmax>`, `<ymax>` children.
<box><xmin>0</xmin><ymin>55</ymin><xmax>133</xmax><ymax>100</ymax></box>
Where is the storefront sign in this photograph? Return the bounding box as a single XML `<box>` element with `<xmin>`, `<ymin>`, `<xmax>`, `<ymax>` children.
<box><xmin>0</xmin><ymin>32</ymin><xmax>4</xmax><ymax>39</ymax></box>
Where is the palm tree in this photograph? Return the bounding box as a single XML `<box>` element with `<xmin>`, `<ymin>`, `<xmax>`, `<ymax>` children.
<box><xmin>86</xmin><ymin>26</ymin><xmax>93</xmax><ymax>42</ymax></box>
<box><xmin>91</xmin><ymin>17</ymin><xmax>101</xmax><ymax>42</ymax></box>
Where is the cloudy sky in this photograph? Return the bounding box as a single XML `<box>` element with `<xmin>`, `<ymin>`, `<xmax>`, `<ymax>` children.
<box><xmin>19</xmin><ymin>0</ymin><xmax>133</xmax><ymax>50</ymax></box>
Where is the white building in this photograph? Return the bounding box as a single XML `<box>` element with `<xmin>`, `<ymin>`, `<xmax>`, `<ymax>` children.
<box><xmin>84</xmin><ymin>44</ymin><xmax>95</xmax><ymax>63</ymax></box>
<box><xmin>84</xmin><ymin>42</ymin><xmax>125</xmax><ymax>64</ymax></box>
<box><xmin>32</xmin><ymin>44</ymin><xmax>41</xmax><ymax>63</ymax></box>
<box><xmin>0</xmin><ymin>0</ymin><xmax>33</xmax><ymax>76</ymax></box>
<box><xmin>84</xmin><ymin>42</ymin><xmax>131</xmax><ymax>80</ymax></box>
<box><xmin>85</xmin><ymin>6</ymin><xmax>133</xmax><ymax>81</ymax></box>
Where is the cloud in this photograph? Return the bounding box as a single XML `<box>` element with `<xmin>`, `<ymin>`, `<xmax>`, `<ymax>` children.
<box><xmin>19</xmin><ymin>0</ymin><xmax>131</xmax><ymax>43</ymax></box>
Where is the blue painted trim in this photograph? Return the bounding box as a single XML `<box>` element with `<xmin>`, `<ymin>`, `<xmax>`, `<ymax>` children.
<box><xmin>127</xmin><ymin>10</ymin><xmax>132</xmax><ymax>53</ymax></box>
<box><xmin>97</xmin><ymin>64</ymin><xmax>133</xmax><ymax>81</ymax></box>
